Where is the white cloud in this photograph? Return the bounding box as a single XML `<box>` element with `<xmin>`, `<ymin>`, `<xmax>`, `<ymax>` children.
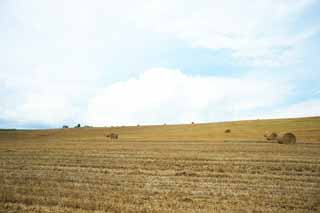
<box><xmin>3</xmin><ymin>93</ymin><xmax>74</xmax><ymax>125</ymax></box>
<box><xmin>133</xmin><ymin>0</ymin><xmax>318</xmax><ymax>66</ymax></box>
<box><xmin>0</xmin><ymin>62</ymin><xmax>100</xmax><ymax>127</ymax></box>
<box><xmin>85</xmin><ymin>68</ymin><xmax>292</xmax><ymax>126</ymax></box>
<box><xmin>6</xmin><ymin>0</ymin><xmax>317</xmax><ymax>67</ymax></box>
<box><xmin>260</xmin><ymin>99</ymin><xmax>320</xmax><ymax>119</ymax></box>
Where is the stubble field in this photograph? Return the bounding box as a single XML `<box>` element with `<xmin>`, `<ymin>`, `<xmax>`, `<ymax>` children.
<box><xmin>1</xmin><ymin>117</ymin><xmax>320</xmax><ymax>212</ymax></box>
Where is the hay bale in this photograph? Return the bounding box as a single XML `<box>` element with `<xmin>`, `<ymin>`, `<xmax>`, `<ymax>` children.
<box><xmin>264</xmin><ymin>132</ymin><xmax>278</xmax><ymax>141</ymax></box>
<box><xmin>105</xmin><ymin>133</ymin><xmax>119</xmax><ymax>140</ymax></box>
<box><xmin>276</xmin><ymin>132</ymin><xmax>296</xmax><ymax>144</ymax></box>
<box><xmin>225</xmin><ymin>129</ymin><xmax>231</xmax><ymax>133</ymax></box>
<box><xmin>113</xmin><ymin>134</ymin><xmax>118</xmax><ymax>139</ymax></box>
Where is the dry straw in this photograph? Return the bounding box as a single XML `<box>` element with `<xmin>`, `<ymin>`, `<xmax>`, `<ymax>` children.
<box><xmin>264</xmin><ymin>132</ymin><xmax>278</xmax><ymax>141</ymax></box>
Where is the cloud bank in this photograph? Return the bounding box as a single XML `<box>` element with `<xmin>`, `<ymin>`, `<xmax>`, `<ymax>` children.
<box><xmin>2</xmin><ymin>67</ymin><xmax>319</xmax><ymax>128</ymax></box>
<box><xmin>86</xmin><ymin>68</ymin><xmax>293</xmax><ymax>126</ymax></box>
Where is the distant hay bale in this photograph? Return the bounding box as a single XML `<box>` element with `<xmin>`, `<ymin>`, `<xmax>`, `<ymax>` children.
<box><xmin>276</xmin><ymin>132</ymin><xmax>296</xmax><ymax>144</ymax></box>
<box><xmin>264</xmin><ymin>132</ymin><xmax>278</xmax><ymax>141</ymax></box>
<box><xmin>105</xmin><ymin>133</ymin><xmax>119</xmax><ymax>140</ymax></box>
<box><xmin>225</xmin><ymin>129</ymin><xmax>231</xmax><ymax>133</ymax></box>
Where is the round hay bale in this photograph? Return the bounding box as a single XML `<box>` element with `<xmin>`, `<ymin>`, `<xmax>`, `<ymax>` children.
<box><xmin>110</xmin><ymin>133</ymin><xmax>118</xmax><ymax>139</ymax></box>
<box><xmin>276</xmin><ymin>132</ymin><xmax>296</xmax><ymax>144</ymax></box>
<box><xmin>225</xmin><ymin>129</ymin><xmax>231</xmax><ymax>133</ymax></box>
<box><xmin>105</xmin><ymin>133</ymin><xmax>119</xmax><ymax>140</ymax></box>
<box><xmin>113</xmin><ymin>134</ymin><xmax>118</xmax><ymax>139</ymax></box>
<box><xmin>264</xmin><ymin>132</ymin><xmax>278</xmax><ymax>141</ymax></box>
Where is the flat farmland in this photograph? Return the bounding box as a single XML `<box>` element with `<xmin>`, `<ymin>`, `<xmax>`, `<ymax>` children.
<box><xmin>1</xmin><ymin>117</ymin><xmax>320</xmax><ymax>212</ymax></box>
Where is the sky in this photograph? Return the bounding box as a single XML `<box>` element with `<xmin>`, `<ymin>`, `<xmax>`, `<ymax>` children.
<box><xmin>1</xmin><ymin>0</ymin><xmax>320</xmax><ymax>128</ymax></box>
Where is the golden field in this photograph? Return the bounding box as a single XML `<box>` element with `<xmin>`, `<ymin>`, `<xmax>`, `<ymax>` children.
<box><xmin>0</xmin><ymin>117</ymin><xmax>320</xmax><ymax>212</ymax></box>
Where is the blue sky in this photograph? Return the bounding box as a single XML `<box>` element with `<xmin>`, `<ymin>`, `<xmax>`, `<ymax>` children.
<box><xmin>1</xmin><ymin>0</ymin><xmax>320</xmax><ymax>128</ymax></box>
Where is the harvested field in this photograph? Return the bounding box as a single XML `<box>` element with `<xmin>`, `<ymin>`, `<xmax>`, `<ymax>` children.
<box><xmin>0</xmin><ymin>117</ymin><xmax>320</xmax><ymax>212</ymax></box>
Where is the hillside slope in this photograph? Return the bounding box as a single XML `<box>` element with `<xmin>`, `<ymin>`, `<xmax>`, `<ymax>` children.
<box><xmin>1</xmin><ymin>116</ymin><xmax>320</xmax><ymax>143</ymax></box>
